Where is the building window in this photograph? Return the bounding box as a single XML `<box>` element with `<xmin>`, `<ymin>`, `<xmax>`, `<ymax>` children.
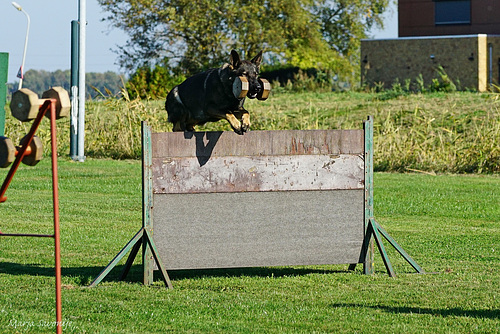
<box><xmin>435</xmin><ymin>0</ymin><xmax>471</xmax><ymax>25</ymax></box>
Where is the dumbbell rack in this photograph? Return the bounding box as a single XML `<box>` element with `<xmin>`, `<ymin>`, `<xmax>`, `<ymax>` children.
<box><xmin>0</xmin><ymin>99</ymin><xmax>63</xmax><ymax>334</ymax></box>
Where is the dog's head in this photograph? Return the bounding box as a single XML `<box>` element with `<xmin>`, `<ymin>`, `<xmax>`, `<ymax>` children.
<box><xmin>229</xmin><ymin>50</ymin><xmax>263</xmax><ymax>99</ymax></box>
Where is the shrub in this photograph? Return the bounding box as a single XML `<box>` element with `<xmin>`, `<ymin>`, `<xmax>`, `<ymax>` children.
<box><xmin>126</xmin><ymin>65</ymin><xmax>186</xmax><ymax>100</ymax></box>
<box><xmin>428</xmin><ymin>66</ymin><xmax>457</xmax><ymax>92</ymax></box>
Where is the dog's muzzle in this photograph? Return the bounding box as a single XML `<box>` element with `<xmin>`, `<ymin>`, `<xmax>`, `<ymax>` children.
<box><xmin>247</xmin><ymin>82</ymin><xmax>262</xmax><ymax>99</ymax></box>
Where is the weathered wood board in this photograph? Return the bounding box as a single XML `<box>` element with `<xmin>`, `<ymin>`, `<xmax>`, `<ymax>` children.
<box><xmin>153</xmin><ymin>190</ymin><xmax>364</xmax><ymax>270</ymax></box>
<box><xmin>150</xmin><ymin>129</ymin><xmax>366</xmax><ymax>270</ymax></box>
<box><xmin>152</xmin><ymin>130</ymin><xmax>364</xmax><ymax>194</ymax></box>
<box><xmin>153</xmin><ymin>154</ymin><xmax>364</xmax><ymax>194</ymax></box>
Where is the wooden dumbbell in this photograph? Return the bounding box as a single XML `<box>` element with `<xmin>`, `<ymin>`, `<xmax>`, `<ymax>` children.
<box><xmin>233</xmin><ymin>76</ymin><xmax>249</xmax><ymax>99</ymax></box>
<box><xmin>10</xmin><ymin>87</ymin><xmax>70</xmax><ymax>122</ymax></box>
<box><xmin>232</xmin><ymin>77</ymin><xmax>271</xmax><ymax>100</ymax></box>
<box><xmin>41</xmin><ymin>87</ymin><xmax>71</xmax><ymax>120</ymax></box>
<box><xmin>0</xmin><ymin>135</ymin><xmax>43</xmax><ymax>168</ymax></box>
<box><xmin>0</xmin><ymin>137</ymin><xmax>15</xmax><ymax>168</ymax></box>
<box><xmin>257</xmin><ymin>78</ymin><xmax>271</xmax><ymax>100</ymax></box>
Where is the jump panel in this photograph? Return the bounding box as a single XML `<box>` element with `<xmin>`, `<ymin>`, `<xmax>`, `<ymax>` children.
<box><xmin>153</xmin><ymin>190</ymin><xmax>364</xmax><ymax>270</ymax></box>
<box><xmin>152</xmin><ymin>129</ymin><xmax>364</xmax><ymax>158</ymax></box>
<box><xmin>149</xmin><ymin>129</ymin><xmax>366</xmax><ymax>271</ymax></box>
<box><xmin>153</xmin><ymin>154</ymin><xmax>364</xmax><ymax>194</ymax></box>
<box><xmin>152</xmin><ymin>130</ymin><xmax>364</xmax><ymax>194</ymax></box>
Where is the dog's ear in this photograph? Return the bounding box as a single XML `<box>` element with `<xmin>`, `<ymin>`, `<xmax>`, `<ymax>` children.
<box><xmin>230</xmin><ymin>50</ymin><xmax>241</xmax><ymax>69</ymax></box>
<box><xmin>251</xmin><ymin>50</ymin><xmax>263</xmax><ymax>68</ymax></box>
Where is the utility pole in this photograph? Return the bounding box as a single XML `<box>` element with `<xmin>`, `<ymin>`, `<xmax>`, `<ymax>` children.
<box><xmin>77</xmin><ymin>0</ymin><xmax>86</xmax><ymax>161</ymax></box>
<box><xmin>70</xmin><ymin>20</ymin><xmax>79</xmax><ymax>160</ymax></box>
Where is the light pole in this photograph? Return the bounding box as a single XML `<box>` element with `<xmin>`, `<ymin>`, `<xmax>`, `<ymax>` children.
<box><xmin>11</xmin><ymin>2</ymin><xmax>30</xmax><ymax>90</ymax></box>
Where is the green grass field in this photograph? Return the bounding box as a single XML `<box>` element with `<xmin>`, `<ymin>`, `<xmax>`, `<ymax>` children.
<box><xmin>0</xmin><ymin>158</ymin><xmax>498</xmax><ymax>333</ymax></box>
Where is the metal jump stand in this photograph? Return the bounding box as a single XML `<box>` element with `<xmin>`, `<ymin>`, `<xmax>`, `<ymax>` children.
<box><xmin>90</xmin><ymin>123</ymin><xmax>172</xmax><ymax>288</ymax></box>
<box><xmin>352</xmin><ymin>116</ymin><xmax>424</xmax><ymax>276</ymax></box>
<box><xmin>88</xmin><ymin>216</ymin><xmax>172</xmax><ymax>288</ymax></box>
<box><xmin>0</xmin><ymin>100</ymin><xmax>63</xmax><ymax>334</ymax></box>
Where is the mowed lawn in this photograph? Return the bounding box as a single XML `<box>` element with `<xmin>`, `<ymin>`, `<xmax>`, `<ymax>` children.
<box><xmin>0</xmin><ymin>158</ymin><xmax>499</xmax><ymax>333</ymax></box>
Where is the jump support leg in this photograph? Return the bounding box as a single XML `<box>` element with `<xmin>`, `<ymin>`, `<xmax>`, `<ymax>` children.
<box><xmin>89</xmin><ymin>227</ymin><xmax>172</xmax><ymax>289</ymax></box>
<box><xmin>351</xmin><ymin>218</ymin><xmax>424</xmax><ymax>277</ymax></box>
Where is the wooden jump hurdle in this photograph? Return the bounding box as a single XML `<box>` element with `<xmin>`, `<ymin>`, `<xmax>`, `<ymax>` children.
<box><xmin>91</xmin><ymin>116</ymin><xmax>423</xmax><ymax>288</ymax></box>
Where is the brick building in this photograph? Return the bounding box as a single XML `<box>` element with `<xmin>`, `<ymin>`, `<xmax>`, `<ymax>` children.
<box><xmin>361</xmin><ymin>0</ymin><xmax>500</xmax><ymax>91</ymax></box>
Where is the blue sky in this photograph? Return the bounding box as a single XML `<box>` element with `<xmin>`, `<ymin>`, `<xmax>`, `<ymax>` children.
<box><xmin>0</xmin><ymin>0</ymin><xmax>397</xmax><ymax>83</ymax></box>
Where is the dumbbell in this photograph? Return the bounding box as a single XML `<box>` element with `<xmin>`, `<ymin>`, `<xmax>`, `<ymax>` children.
<box><xmin>0</xmin><ymin>135</ymin><xmax>43</xmax><ymax>168</ymax></box>
<box><xmin>257</xmin><ymin>78</ymin><xmax>271</xmax><ymax>100</ymax></box>
<box><xmin>10</xmin><ymin>87</ymin><xmax>70</xmax><ymax>122</ymax></box>
<box><xmin>232</xmin><ymin>77</ymin><xmax>271</xmax><ymax>100</ymax></box>
<box><xmin>233</xmin><ymin>76</ymin><xmax>249</xmax><ymax>99</ymax></box>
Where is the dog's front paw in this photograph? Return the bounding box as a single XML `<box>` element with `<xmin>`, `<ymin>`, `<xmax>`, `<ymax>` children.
<box><xmin>241</xmin><ymin>113</ymin><xmax>250</xmax><ymax>133</ymax></box>
<box><xmin>241</xmin><ymin>121</ymin><xmax>250</xmax><ymax>133</ymax></box>
<box><xmin>233</xmin><ymin>126</ymin><xmax>244</xmax><ymax>135</ymax></box>
<box><xmin>226</xmin><ymin>114</ymin><xmax>245</xmax><ymax>135</ymax></box>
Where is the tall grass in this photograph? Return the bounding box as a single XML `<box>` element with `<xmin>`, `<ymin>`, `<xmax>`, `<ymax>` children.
<box><xmin>375</xmin><ymin>99</ymin><xmax>500</xmax><ymax>173</ymax></box>
<box><xmin>3</xmin><ymin>90</ymin><xmax>499</xmax><ymax>173</ymax></box>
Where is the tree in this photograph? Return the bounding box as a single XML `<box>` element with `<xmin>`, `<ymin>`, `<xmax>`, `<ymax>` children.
<box><xmin>312</xmin><ymin>0</ymin><xmax>388</xmax><ymax>73</ymax></box>
<box><xmin>98</xmin><ymin>0</ymin><xmax>388</xmax><ymax>84</ymax></box>
<box><xmin>313</xmin><ymin>0</ymin><xmax>387</xmax><ymax>56</ymax></box>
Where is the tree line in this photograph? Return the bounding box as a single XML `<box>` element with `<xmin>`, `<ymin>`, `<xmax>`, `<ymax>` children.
<box><xmin>8</xmin><ymin>69</ymin><xmax>125</xmax><ymax>99</ymax></box>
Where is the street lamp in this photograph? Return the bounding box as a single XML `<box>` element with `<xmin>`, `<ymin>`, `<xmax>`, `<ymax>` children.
<box><xmin>12</xmin><ymin>2</ymin><xmax>30</xmax><ymax>90</ymax></box>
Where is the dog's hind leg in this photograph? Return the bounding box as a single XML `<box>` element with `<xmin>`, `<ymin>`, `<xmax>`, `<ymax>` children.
<box><xmin>172</xmin><ymin>120</ymin><xmax>196</xmax><ymax>132</ymax></box>
<box><xmin>173</xmin><ymin>122</ymin><xmax>184</xmax><ymax>132</ymax></box>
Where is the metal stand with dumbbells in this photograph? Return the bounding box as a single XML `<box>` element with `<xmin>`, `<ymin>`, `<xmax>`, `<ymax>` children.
<box><xmin>0</xmin><ymin>87</ymin><xmax>69</xmax><ymax>198</ymax></box>
<box><xmin>0</xmin><ymin>86</ymin><xmax>69</xmax><ymax>334</ymax></box>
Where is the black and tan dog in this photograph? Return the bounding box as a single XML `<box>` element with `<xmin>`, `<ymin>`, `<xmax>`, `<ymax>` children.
<box><xmin>165</xmin><ymin>50</ymin><xmax>263</xmax><ymax>134</ymax></box>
